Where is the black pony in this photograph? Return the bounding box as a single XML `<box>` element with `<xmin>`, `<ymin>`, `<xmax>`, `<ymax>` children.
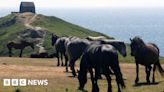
<box><xmin>78</xmin><ymin>44</ymin><xmax>125</xmax><ymax>92</ymax></box>
<box><xmin>67</xmin><ymin>38</ymin><xmax>127</xmax><ymax>77</ymax></box>
<box><xmin>51</xmin><ymin>34</ymin><xmax>68</xmax><ymax>66</ymax></box>
<box><xmin>130</xmin><ymin>36</ymin><xmax>164</xmax><ymax>84</ymax></box>
<box><xmin>7</xmin><ymin>41</ymin><xmax>34</xmax><ymax>57</ymax></box>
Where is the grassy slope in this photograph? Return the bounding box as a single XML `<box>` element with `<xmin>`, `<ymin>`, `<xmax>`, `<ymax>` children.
<box><xmin>0</xmin><ymin>14</ymin><xmax>26</xmax><ymax>55</ymax></box>
<box><xmin>32</xmin><ymin>14</ymin><xmax>107</xmax><ymax>38</ymax></box>
<box><xmin>0</xmin><ymin>14</ymin><xmax>107</xmax><ymax>56</ymax></box>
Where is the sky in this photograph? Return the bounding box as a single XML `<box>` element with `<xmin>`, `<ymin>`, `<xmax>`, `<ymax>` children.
<box><xmin>0</xmin><ymin>0</ymin><xmax>164</xmax><ymax>9</ymax></box>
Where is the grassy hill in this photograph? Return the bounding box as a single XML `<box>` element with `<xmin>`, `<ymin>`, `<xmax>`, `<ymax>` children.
<box><xmin>0</xmin><ymin>13</ymin><xmax>108</xmax><ymax>56</ymax></box>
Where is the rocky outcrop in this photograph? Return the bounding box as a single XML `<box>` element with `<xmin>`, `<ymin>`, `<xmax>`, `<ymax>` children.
<box><xmin>0</xmin><ymin>16</ymin><xmax>16</xmax><ymax>28</ymax></box>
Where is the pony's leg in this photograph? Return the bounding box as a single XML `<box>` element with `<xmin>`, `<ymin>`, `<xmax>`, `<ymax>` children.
<box><xmin>103</xmin><ymin>68</ymin><xmax>112</xmax><ymax>92</ymax></box>
<box><xmin>88</xmin><ymin>68</ymin><xmax>96</xmax><ymax>92</ymax></box>
<box><xmin>135</xmin><ymin>62</ymin><xmax>139</xmax><ymax>84</ymax></box>
<box><xmin>60</xmin><ymin>53</ymin><xmax>64</xmax><ymax>66</ymax></box>
<box><xmin>93</xmin><ymin>68</ymin><xmax>100</xmax><ymax>92</ymax></box>
<box><xmin>69</xmin><ymin>56</ymin><xmax>79</xmax><ymax>77</ymax></box>
<box><xmin>19</xmin><ymin>49</ymin><xmax>23</xmax><ymax>57</ymax></box>
<box><xmin>105</xmin><ymin>74</ymin><xmax>112</xmax><ymax>92</ymax></box>
<box><xmin>113</xmin><ymin>66</ymin><xmax>123</xmax><ymax>92</ymax></box>
<box><xmin>78</xmin><ymin>68</ymin><xmax>88</xmax><ymax>91</ymax></box>
<box><xmin>148</xmin><ymin>66</ymin><xmax>152</xmax><ymax>83</ymax></box>
<box><xmin>98</xmin><ymin>68</ymin><xmax>103</xmax><ymax>79</ymax></box>
<box><xmin>70</xmin><ymin>60</ymin><xmax>77</xmax><ymax>77</ymax></box>
<box><xmin>9</xmin><ymin>48</ymin><xmax>12</xmax><ymax>57</ymax></box>
<box><xmin>152</xmin><ymin>63</ymin><xmax>156</xmax><ymax>83</ymax></box>
<box><xmin>56</xmin><ymin>51</ymin><xmax>60</xmax><ymax>66</ymax></box>
<box><xmin>145</xmin><ymin>66</ymin><xmax>151</xmax><ymax>83</ymax></box>
<box><xmin>64</xmin><ymin>53</ymin><xmax>68</xmax><ymax>66</ymax></box>
<box><xmin>64</xmin><ymin>53</ymin><xmax>68</xmax><ymax>72</ymax></box>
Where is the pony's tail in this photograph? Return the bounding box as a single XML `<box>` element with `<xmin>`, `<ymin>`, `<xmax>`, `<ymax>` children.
<box><xmin>151</xmin><ymin>43</ymin><xmax>160</xmax><ymax>55</ymax></box>
<box><xmin>156</xmin><ymin>60</ymin><xmax>164</xmax><ymax>77</ymax></box>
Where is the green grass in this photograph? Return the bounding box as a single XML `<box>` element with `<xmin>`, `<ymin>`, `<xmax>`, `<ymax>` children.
<box><xmin>0</xmin><ymin>23</ymin><xmax>26</xmax><ymax>56</ymax></box>
<box><xmin>0</xmin><ymin>14</ymin><xmax>15</xmax><ymax>26</ymax></box>
<box><xmin>32</xmin><ymin>14</ymin><xmax>107</xmax><ymax>38</ymax></box>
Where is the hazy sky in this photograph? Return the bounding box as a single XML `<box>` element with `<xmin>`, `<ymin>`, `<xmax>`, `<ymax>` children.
<box><xmin>1</xmin><ymin>0</ymin><xmax>164</xmax><ymax>9</ymax></box>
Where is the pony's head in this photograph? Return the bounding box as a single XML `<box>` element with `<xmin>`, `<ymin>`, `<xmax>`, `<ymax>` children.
<box><xmin>101</xmin><ymin>40</ymin><xmax>127</xmax><ymax>57</ymax></box>
<box><xmin>110</xmin><ymin>41</ymin><xmax>127</xmax><ymax>57</ymax></box>
<box><xmin>51</xmin><ymin>33</ymin><xmax>59</xmax><ymax>46</ymax></box>
<box><xmin>117</xmin><ymin>42</ymin><xmax>127</xmax><ymax>57</ymax></box>
<box><xmin>130</xmin><ymin>36</ymin><xmax>145</xmax><ymax>56</ymax></box>
<box><xmin>78</xmin><ymin>69</ymin><xmax>87</xmax><ymax>91</ymax></box>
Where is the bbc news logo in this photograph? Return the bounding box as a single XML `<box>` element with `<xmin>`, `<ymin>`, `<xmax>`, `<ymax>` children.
<box><xmin>3</xmin><ymin>79</ymin><xmax>48</xmax><ymax>86</ymax></box>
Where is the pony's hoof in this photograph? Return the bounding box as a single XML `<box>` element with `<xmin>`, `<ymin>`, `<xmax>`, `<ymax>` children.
<box><xmin>135</xmin><ymin>79</ymin><xmax>139</xmax><ymax>84</ymax></box>
<box><xmin>152</xmin><ymin>79</ymin><xmax>155</xmax><ymax>83</ymax></box>
<box><xmin>147</xmin><ymin>80</ymin><xmax>150</xmax><ymax>84</ymax></box>
<box><xmin>57</xmin><ymin>64</ymin><xmax>60</xmax><ymax>66</ymax></box>
<box><xmin>73</xmin><ymin>73</ymin><xmax>77</xmax><ymax>77</ymax></box>
<box><xmin>135</xmin><ymin>81</ymin><xmax>138</xmax><ymax>84</ymax></box>
<box><xmin>92</xmin><ymin>89</ymin><xmax>99</xmax><ymax>92</ymax></box>
<box><xmin>72</xmin><ymin>71</ymin><xmax>77</xmax><ymax>77</ymax></box>
<box><xmin>78</xmin><ymin>87</ymin><xmax>88</xmax><ymax>92</ymax></box>
<box><xmin>73</xmin><ymin>74</ymin><xmax>77</xmax><ymax>77</ymax></box>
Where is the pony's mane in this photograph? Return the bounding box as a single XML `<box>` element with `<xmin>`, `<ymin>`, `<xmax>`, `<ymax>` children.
<box><xmin>52</xmin><ymin>33</ymin><xmax>59</xmax><ymax>38</ymax></box>
<box><xmin>20</xmin><ymin>40</ymin><xmax>34</xmax><ymax>45</ymax></box>
<box><xmin>21</xmin><ymin>40</ymin><xmax>29</xmax><ymax>43</ymax></box>
<box><xmin>102</xmin><ymin>39</ymin><xmax>124</xmax><ymax>43</ymax></box>
<box><xmin>132</xmin><ymin>36</ymin><xmax>145</xmax><ymax>47</ymax></box>
<box><xmin>86</xmin><ymin>36</ymin><xmax>107</xmax><ymax>41</ymax></box>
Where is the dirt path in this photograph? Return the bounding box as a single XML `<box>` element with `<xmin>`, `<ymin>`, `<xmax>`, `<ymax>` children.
<box><xmin>17</xmin><ymin>13</ymin><xmax>46</xmax><ymax>52</ymax></box>
<box><xmin>24</xmin><ymin>14</ymin><xmax>37</xmax><ymax>29</ymax></box>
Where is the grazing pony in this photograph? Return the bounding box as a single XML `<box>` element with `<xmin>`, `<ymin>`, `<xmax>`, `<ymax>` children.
<box><xmin>51</xmin><ymin>34</ymin><xmax>78</xmax><ymax>67</ymax></box>
<box><xmin>30</xmin><ymin>52</ymin><xmax>49</xmax><ymax>58</ymax></box>
<box><xmin>130</xmin><ymin>36</ymin><xmax>164</xmax><ymax>84</ymax></box>
<box><xmin>66</xmin><ymin>38</ymin><xmax>90</xmax><ymax>76</ymax></box>
<box><xmin>7</xmin><ymin>41</ymin><xmax>34</xmax><ymax>57</ymax></box>
<box><xmin>78</xmin><ymin>44</ymin><xmax>125</xmax><ymax>92</ymax></box>
<box><xmin>51</xmin><ymin>34</ymin><xmax>69</xmax><ymax>66</ymax></box>
<box><xmin>67</xmin><ymin>38</ymin><xmax>127</xmax><ymax>77</ymax></box>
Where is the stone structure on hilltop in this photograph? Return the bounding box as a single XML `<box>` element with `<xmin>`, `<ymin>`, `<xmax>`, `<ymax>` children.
<box><xmin>20</xmin><ymin>2</ymin><xmax>35</xmax><ymax>13</ymax></box>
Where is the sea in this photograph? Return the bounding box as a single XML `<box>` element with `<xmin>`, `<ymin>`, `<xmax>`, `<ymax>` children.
<box><xmin>0</xmin><ymin>8</ymin><xmax>164</xmax><ymax>56</ymax></box>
